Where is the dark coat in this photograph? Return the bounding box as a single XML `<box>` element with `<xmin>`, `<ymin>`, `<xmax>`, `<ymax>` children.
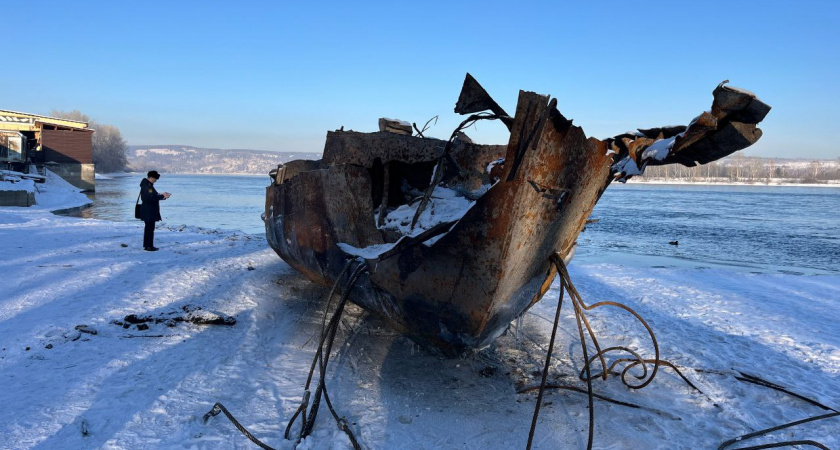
<box><xmin>139</xmin><ymin>178</ymin><xmax>164</xmax><ymax>222</ymax></box>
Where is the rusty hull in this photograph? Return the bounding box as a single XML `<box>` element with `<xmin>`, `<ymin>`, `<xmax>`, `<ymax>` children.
<box><xmin>265</xmin><ymin>75</ymin><xmax>769</xmax><ymax>355</ymax></box>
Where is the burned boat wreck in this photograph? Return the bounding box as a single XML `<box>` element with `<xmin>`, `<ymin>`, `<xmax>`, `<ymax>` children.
<box><xmin>264</xmin><ymin>74</ymin><xmax>770</xmax><ymax>355</ymax></box>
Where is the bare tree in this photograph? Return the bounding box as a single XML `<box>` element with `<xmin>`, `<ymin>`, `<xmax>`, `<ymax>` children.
<box><xmin>731</xmin><ymin>153</ymin><xmax>746</xmax><ymax>181</ymax></box>
<box><xmin>767</xmin><ymin>159</ymin><xmax>775</xmax><ymax>183</ymax></box>
<box><xmin>747</xmin><ymin>158</ymin><xmax>764</xmax><ymax>182</ymax></box>
<box><xmin>51</xmin><ymin>110</ymin><xmax>128</xmax><ymax>172</ymax></box>
<box><xmin>92</xmin><ymin>124</ymin><xmax>128</xmax><ymax>172</ymax></box>
<box><xmin>808</xmin><ymin>160</ymin><xmax>822</xmax><ymax>182</ymax></box>
<box><xmin>50</xmin><ymin>109</ymin><xmax>90</xmax><ymax>123</ymax></box>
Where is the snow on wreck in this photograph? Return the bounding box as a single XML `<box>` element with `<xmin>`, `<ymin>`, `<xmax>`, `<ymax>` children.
<box><xmin>263</xmin><ymin>74</ymin><xmax>770</xmax><ymax>355</ymax></box>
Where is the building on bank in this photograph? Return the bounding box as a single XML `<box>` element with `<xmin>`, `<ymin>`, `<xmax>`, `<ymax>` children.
<box><xmin>0</xmin><ymin>109</ymin><xmax>94</xmax><ymax>191</ymax></box>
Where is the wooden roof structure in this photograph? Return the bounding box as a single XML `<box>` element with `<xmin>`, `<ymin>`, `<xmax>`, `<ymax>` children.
<box><xmin>0</xmin><ymin>110</ymin><xmax>91</xmax><ymax>132</ymax></box>
<box><xmin>0</xmin><ymin>110</ymin><xmax>94</xmax><ymax>165</ymax></box>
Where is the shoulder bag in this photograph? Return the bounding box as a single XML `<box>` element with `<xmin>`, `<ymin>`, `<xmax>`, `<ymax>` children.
<box><xmin>134</xmin><ymin>192</ymin><xmax>142</xmax><ymax>219</ymax></box>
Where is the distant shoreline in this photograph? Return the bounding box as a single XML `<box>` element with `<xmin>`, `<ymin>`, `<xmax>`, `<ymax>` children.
<box><xmin>627</xmin><ymin>178</ymin><xmax>840</xmax><ymax>188</ymax></box>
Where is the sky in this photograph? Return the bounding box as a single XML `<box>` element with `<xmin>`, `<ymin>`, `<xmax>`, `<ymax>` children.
<box><xmin>2</xmin><ymin>0</ymin><xmax>838</xmax><ymax>159</ymax></box>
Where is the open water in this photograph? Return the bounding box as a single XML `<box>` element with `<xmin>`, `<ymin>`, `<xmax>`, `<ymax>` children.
<box><xmin>578</xmin><ymin>183</ymin><xmax>839</xmax><ymax>275</ymax></box>
<box><xmin>63</xmin><ymin>174</ymin><xmax>840</xmax><ymax>275</ymax></box>
<box><xmin>66</xmin><ymin>173</ymin><xmax>272</xmax><ymax>234</ymax></box>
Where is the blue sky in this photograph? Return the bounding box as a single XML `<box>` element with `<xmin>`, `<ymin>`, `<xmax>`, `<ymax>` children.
<box><xmin>3</xmin><ymin>0</ymin><xmax>838</xmax><ymax>159</ymax></box>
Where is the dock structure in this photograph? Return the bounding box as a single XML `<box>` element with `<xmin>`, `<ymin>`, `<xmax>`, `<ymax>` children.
<box><xmin>0</xmin><ymin>110</ymin><xmax>94</xmax><ymax>191</ymax></box>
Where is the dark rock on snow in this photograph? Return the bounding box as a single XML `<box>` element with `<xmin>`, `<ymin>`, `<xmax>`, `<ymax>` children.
<box><xmin>75</xmin><ymin>325</ymin><xmax>98</xmax><ymax>335</ymax></box>
<box><xmin>122</xmin><ymin>304</ymin><xmax>236</xmax><ymax>327</ymax></box>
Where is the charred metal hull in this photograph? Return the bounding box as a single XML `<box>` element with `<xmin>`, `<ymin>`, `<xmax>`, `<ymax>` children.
<box><xmin>265</xmin><ymin>75</ymin><xmax>769</xmax><ymax>355</ymax></box>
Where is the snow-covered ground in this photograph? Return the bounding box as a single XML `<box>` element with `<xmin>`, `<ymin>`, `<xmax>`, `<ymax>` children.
<box><xmin>2</xmin><ymin>169</ymin><xmax>93</xmax><ymax>211</ymax></box>
<box><xmin>1</xmin><ymin>183</ymin><xmax>838</xmax><ymax>449</ymax></box>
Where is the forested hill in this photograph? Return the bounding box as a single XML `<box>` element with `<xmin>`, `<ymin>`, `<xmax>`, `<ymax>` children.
<box><xmin>127</xmin><ymin>145</ymin><xmax>321</xmax><ymax>174</ymax></box>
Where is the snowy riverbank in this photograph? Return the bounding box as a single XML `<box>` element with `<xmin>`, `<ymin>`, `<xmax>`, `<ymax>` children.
<box><xmin>1</xmin><ymin>193</ymin><xmax>838</xmax><ymax>448</ymax></box>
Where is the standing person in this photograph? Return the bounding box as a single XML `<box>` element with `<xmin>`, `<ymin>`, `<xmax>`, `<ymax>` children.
<box><xmin>139</xmin><ymin>170</ymin><xmax>171</xmax><ymax>251</ymax></box>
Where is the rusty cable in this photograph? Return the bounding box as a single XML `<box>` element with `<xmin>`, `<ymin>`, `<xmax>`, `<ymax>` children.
<box><xmin>551</xmin><ymin>258</ymin><xmax>837</xmax><ymax>449</ymax></box>
<box><xmin>314</xmin><ymin>260</ymin><xmax>357</xmax><ymax>374</ymax></box>
<box><xmin>410</xmin><ymin>112</ymin><xmax>505</xmax><ymax>230</ymax></box>
<box><xmin>281</xmin><ymin>260</ymin><xmax>366</xmax><ymax>449</ymax></box>
<box><xmin>717</xmin><ymin>412</ymin><xmax>839</xmax><ymax>450</ymax></box>
<box><xmin>726</xmin><ymin>441</ymin><xmax>830</xmax><ymax>450</ymax></box>
<box><xmin>716</xmin><ymin>372</ymin><xmax>839</xmax><ymax>449</ymax></box>
<box><xmin>557</xmin><ymin>260</ymin><xmax>662</xmax><ymax>390</ymax></box>
<box><xmin>569</xmin><ymin>273</ymin><xmax>596</xmax><ymax>450</ymax></box>
<box><xmin>301</xmin><ymin>263</ymin><xmax>366</xmax><ymax>448</ymax></box>
<box><xmin>695</xmin><ymin>368</ymin><xmax>835</xmax><ymax>411</ymax></box>
<box><xmin>204</xmin><ymin>262</ymin><xmax>361</xmax><ymax>450</ymax></box>
<box><xmin>285</xmin><ymin>259</ymin><xmax>356</xmax><ymax>442</ymax></box>
<box><xmin>734</xmin><ymin>372</ymin><xmax>837</xmax><ymax>412</ymax></box>
<box><xmin>526</xmin><ymin>272</ymin><xmax>565</xmax><ymax>450</ymax></box>
<box><xmin>601</xmin><ymin>358</ymin><xmax>704</xmax><ymax>394</ymax></box>
<box><xmin>525</xmin><ymin>256</ymin><xmax>837</xmax><ymax>450</ymax></box>
<box><xmin>202</xmin><ymin>402</ymin><xmax>276</xmax><ymax>450</ymax></box>
<box><xmin>568</xmin><ymin>289</ymin><xmax>609</xmax><ymax>381</ymax></box>
<box><xmin>527</xmin><ymin>254</ymin><xmax>597</xmax><ymax>450</ymax></box>
<box><xmin>519</xmin><ymin>383</ymin><xmax>640</xmax><ymax>410</ymax></box>
<box><xmin>412</xmin><ymin>115</ymin><xmax>438</xmax><ymax>138</ymax></box>
<box><xmin>517</xmin><ymin>383</ymin><xmax>683</xmax><ymax>419</ymax></box>
<box><xmin>526</xmin><ymin>253</ymin><xmax>702</xmax><ymax>450</ymax></box>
